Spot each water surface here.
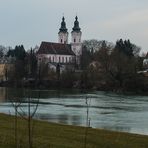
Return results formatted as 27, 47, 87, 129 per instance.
0, 87, 148, 135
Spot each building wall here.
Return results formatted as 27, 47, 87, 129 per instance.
71, 32, 82, 44
58, 32, 68, 44
0, 64, 5, 80
37, 54, 75, 64
0, 64, 14, 81
71, 31, 82, 65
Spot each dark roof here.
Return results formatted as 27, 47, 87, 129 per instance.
72, 16, 81, 32
59, 17, 68, 33
37, 42, 75, 56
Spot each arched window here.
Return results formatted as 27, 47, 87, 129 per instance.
69, 57, 71, 62
62, 57, 64, 63
59, 56, 61, 63
66, 57, 67, 63
74, 38, 76, 43
61, 39, 63, 43
52, 56, 54, 62
49, 56, 51, 62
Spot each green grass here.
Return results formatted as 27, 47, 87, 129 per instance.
0, 113, 148, 148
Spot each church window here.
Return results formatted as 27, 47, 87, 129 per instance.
49, 56, 51, 62
62, 57, 64, 63
66, 57, 67, 63
69, 57, 71, 62
59, 57, 61, 63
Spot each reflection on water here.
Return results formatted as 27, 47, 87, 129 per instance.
0, 87, 148, 135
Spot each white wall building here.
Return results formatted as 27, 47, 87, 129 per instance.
37, 16, 82, 71
71, 16, 82, 65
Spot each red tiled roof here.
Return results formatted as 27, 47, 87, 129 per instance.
37, 42, 75, 56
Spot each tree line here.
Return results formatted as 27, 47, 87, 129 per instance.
0, 45, 38, 86
80, 39, 147, 92
0, 39, 148, 93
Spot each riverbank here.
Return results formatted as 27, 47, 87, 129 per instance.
0, 113, 148, 148
0, 79, 148, 96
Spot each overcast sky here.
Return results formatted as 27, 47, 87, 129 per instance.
0, 0, 148, 52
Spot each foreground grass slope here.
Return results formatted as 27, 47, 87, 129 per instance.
0, 113, 148, 148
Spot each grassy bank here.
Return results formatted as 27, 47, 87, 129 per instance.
0, 113, 148, 148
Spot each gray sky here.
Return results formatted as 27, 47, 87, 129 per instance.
0, 0, 148, 52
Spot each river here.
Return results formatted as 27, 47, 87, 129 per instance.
0, 87, 148, 135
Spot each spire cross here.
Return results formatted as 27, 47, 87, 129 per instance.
62, 13, 65, 21
75, 16, 78, 21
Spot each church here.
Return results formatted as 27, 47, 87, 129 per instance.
37, 16, 82, 71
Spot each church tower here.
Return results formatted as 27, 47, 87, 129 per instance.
58, 17, 68, 44
71, 16, 82, 65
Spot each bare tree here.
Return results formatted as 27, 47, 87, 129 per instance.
11, 90, 40, 148
84, 96, 91, 148
12, 101, 21, 148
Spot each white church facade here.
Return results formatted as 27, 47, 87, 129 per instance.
37, 16, 82, 71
